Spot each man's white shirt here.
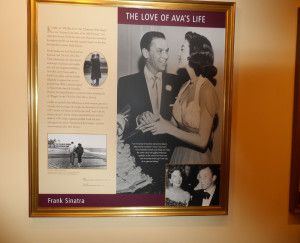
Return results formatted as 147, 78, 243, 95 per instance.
144, 66, 162, 114
68, 143, 76, 154
202, 185, 216, 206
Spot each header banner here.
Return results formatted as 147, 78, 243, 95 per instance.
118, 7, 226, 28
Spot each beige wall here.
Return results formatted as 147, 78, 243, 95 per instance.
1, 0, 300, 242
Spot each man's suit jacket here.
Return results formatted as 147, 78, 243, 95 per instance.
118, 71, 182, 134
117, 71, 183, 193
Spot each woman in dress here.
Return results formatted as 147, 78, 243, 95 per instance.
139, 32, 219, 164
165, 168, 190, 206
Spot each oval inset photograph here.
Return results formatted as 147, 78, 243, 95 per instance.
83, 52, 108, 86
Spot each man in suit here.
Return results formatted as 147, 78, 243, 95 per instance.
68, 142, 76, 167
190, 166, 219, 206
117, 31, 183, 194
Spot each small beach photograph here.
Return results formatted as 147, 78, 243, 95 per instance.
48, 133, 107, 169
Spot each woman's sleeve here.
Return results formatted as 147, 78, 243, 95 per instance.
196, 83, 219, 146
199, 83, 219, 118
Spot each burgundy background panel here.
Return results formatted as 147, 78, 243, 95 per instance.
118, 8, 225, 28
39, 194, 165, 207
38, 7, 225, 210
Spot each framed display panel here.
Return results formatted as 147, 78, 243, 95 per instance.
290, 8, 300, 215
28, 0, 235, 217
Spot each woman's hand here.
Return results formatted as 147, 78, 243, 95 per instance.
137, 115, 174, 135
136, 111, 159, 127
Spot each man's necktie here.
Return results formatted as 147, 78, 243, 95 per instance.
152, 76, 159, 114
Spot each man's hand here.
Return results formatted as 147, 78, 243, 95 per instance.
136, 111, 160, 127
137, 115, 173, 135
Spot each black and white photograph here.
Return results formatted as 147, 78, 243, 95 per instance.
83, 52, 108, 86
48, 133, 107, 169
117, 24, 225, 194
165, 164, 220, 207
29, 1, 234, 216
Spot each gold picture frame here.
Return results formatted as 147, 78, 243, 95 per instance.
28, 0, 235, 217
290, 8, 300, 215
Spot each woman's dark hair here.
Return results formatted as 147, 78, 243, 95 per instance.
166, 166, 183, 188
167, 166, 183, 179
185, 31, 217, 86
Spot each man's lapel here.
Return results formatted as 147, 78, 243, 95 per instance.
160, 73, 172, 119
138, 72, 153, 113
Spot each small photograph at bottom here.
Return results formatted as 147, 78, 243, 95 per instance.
165, 164, 220, 207
48, 133, 107, 169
